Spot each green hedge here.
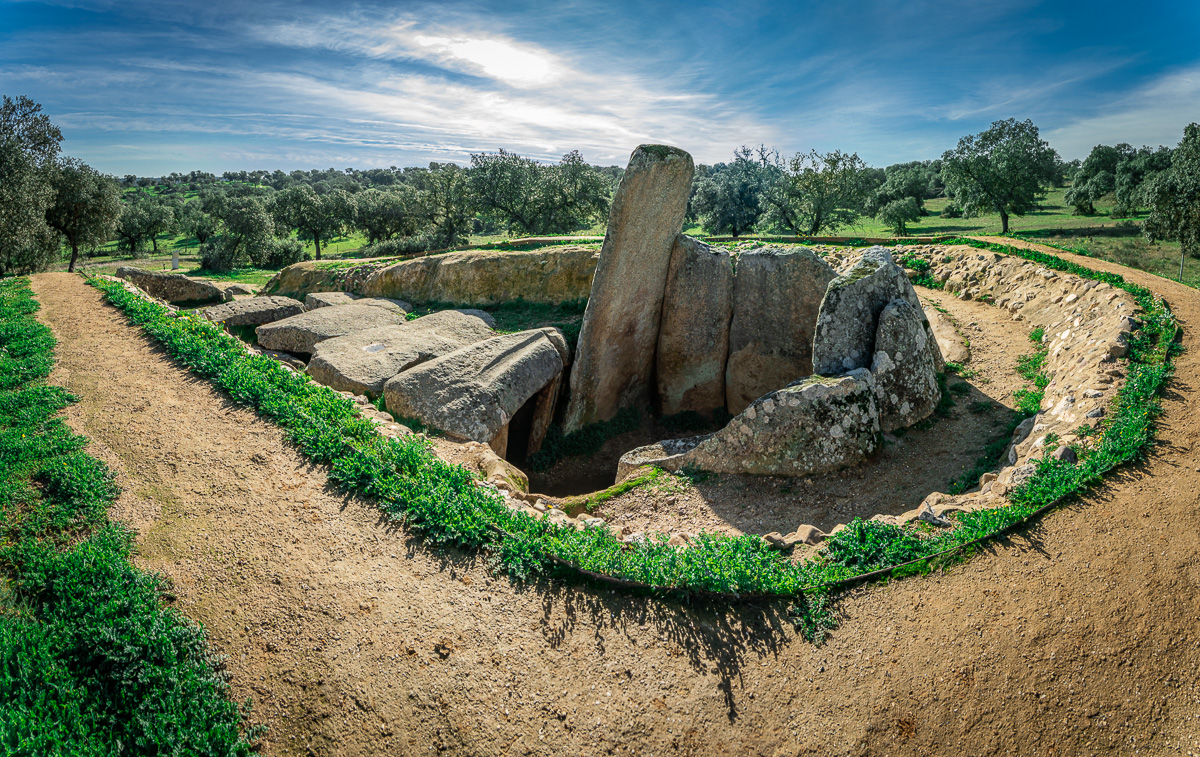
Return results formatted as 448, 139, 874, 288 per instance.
0, 278, 255, 755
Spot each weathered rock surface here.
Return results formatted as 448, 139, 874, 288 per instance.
255, 300, 407, 354
306, 310, 496, 397
358, 245, 600, 306
383, 329, 566, 445
870, 299, 941, 432
454, 308, 497, 328
656, 235, 733, 416
725, 247, 837, 414
924, 305, 970, 364
811, 247, 940, 375
202, 296, 306, 326
305, 291, 361, 309
222, 283, 258, 297
114, 267, 227, 303
621, 369, 880, 477
564, 145, 695, 431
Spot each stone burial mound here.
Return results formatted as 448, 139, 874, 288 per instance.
101, 142, 1144, 549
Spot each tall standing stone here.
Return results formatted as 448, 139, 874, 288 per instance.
871, 299, 941, 432
724, 247, 836, 414
656, 236, 733, 416
562, 145, 694, 432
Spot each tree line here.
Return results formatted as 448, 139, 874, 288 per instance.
3, 94, 1199, 276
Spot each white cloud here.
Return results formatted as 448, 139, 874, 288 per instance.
1045, 66, 1200, 158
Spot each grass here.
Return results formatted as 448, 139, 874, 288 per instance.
0, 278, 256, 753
87, 233, 1177, 640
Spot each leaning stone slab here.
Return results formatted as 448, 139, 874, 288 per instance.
383, 329, 566, 445
114, 266, 227, 303
563, 145, 695, 432
871, 299, 941, 432
725, 246, 836, 414
656, 235, 734, 416
305, 291, 361, 309
202, 296, 305, 326
255, 300, 406, 354
811, 247, 941, 375
305, 310, 495, 397
620, 369, 880, 477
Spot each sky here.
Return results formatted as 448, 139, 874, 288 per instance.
2, 0, 1199, 176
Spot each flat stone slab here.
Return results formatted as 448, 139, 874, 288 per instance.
114, 267, 227, 303
924, 306, 970, 364
656, 235, 733, 416
255, 300, 407, 354
305, 291, 361, 309
384, 329, 566, 443
725, 246, 836, 414
306, 310, 495, 397
621, 369, 879, 477
202, 296, 306, 326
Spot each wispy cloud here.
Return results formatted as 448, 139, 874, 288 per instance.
1045, 65, 1200, 157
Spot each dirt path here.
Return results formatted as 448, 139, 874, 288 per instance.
31, 263, 1200, 757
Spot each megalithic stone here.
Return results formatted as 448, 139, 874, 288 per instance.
724, 247, 836, 415
562, 145, 694, 432
656, 235, 733, 417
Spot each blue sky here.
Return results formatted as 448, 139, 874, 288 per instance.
2, 0, 1198, 175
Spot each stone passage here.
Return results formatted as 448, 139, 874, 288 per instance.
655, 235, 733, 417
724, 247, 837, 414
563, 144, 695, 432
202, 296, 305, 326
115, 267, 227, 303
384, 328, 568, 458
255, 300, 408, 354
305, 310, 496, 397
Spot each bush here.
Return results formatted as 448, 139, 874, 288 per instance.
940, 204, 963, 218
360, 232, 438, 258
200, 236, 309, 272
259, 237, 306, 269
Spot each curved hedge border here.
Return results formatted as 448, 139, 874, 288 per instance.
88, 238, 1176, 620
0, 278, 255, 754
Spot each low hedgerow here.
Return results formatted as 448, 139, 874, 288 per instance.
89, 233, 1177, 637
0, 278, 255, 754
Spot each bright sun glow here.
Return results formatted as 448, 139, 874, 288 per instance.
414, 35, 556, 86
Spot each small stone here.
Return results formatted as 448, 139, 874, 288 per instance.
916, 502, 952, 527
667, 532, 691, 547
792, 524, 826, 546
1086, 408, 1105, 419
1051, 445, 1077, 463
763, 532, 789, 549
978, 472, 998, 487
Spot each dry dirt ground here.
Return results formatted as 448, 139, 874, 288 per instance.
29, 251, 1200, 756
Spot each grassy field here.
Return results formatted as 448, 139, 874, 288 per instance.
53, 184, 1193, 289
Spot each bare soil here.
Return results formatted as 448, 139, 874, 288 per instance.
30, 254, 1200, 756
573, 288, 1029, 538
